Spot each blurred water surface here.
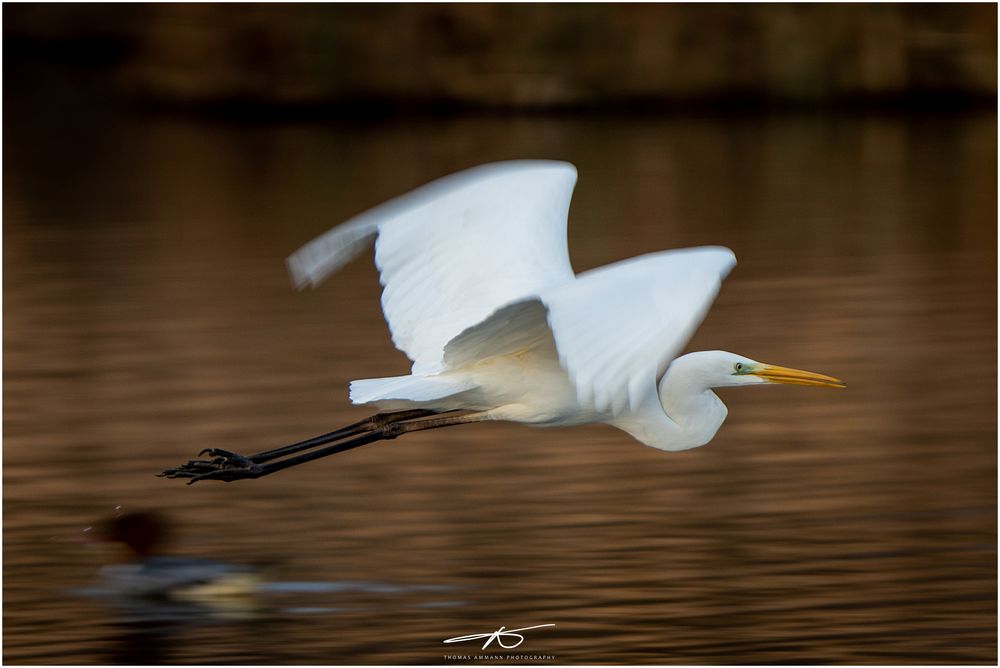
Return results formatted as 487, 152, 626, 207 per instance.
4, 107, 996, 664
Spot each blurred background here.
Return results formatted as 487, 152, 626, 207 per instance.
3, 4, 996, 664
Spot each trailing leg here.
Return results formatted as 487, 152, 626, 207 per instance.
207, 409, 441, 465
159, 410, 485, 484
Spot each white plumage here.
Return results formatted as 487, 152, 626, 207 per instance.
162, 160, 845, 483
286, 160, 842, 453
288, 161, 577, 374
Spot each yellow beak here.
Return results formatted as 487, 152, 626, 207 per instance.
753, 364, 846, 388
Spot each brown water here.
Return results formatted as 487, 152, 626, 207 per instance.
4, 108, 996, 664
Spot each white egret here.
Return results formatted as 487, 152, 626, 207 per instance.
162, 160, 843, 483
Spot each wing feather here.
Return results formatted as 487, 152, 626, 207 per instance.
288, 160, 735, 416
286, 161, 578, 373
439, 246, 737, 417
539, 247, 736, 414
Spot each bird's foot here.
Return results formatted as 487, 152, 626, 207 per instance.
159, 448, 263, 484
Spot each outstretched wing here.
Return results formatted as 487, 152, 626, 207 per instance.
287, 161, 578, 373
445, 247, 736, 416
541, 247, 736, 415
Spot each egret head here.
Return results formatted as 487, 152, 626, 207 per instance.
650, 351, 844, 452
666, 350, 846, 390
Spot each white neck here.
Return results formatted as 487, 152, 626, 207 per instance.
610, 353, 729, 452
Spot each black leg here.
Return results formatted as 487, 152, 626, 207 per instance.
158, 410, 482, 484
217, 409, 440, 465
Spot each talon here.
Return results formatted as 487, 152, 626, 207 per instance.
196, 448, 256, 466
199, 447, 237, 458
159, 467, 197, 479
161, 446, 263, 483
187, 465, 261, 484
198, 447, 239, 458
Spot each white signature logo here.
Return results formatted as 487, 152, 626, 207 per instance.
443, 624, 555, 650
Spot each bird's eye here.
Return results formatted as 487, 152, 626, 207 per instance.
734, 362, 744, 372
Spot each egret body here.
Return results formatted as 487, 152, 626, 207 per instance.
163, 161, 843, 483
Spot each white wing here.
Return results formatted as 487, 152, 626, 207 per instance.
540, 247, 736, 415
439, 246, 736, 416
287, 161, 578, 373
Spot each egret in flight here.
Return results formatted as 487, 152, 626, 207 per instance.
162, 161, 843, 483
